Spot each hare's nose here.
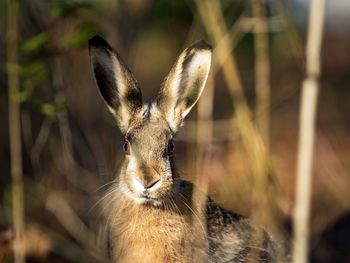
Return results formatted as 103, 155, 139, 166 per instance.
144, 178, 161, 189
132, 176, 161, 193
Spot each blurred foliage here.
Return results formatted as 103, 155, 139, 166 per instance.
4, 0, 104, 121
20, 32, 49, 54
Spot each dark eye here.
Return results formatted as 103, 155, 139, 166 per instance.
123, 141, 130, 154
167, 140, 175, 155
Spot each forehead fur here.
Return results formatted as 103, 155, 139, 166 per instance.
128, 103, 173, 141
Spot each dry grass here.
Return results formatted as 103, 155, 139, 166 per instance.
6, 0, 25, 262
292, 0, 326, 262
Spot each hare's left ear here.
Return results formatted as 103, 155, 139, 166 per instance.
156, 40, 212, 132
89, 35, 143, 133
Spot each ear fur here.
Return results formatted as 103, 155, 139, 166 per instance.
156, 40, 212, 131
89, 35, 143, 132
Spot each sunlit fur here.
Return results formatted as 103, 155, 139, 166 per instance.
118, 105, 179, 207
89, 36, 290, 263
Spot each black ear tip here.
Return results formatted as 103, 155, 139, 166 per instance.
89, 35, 112, 50
191, 40, 212, 51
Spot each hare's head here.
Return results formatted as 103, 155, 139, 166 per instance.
89, 36, 212, 206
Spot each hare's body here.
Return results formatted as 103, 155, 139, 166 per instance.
109, 180, 278, 263
89, 36, 288, 262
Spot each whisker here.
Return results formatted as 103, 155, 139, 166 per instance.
87, 185, 119, 216
178, 193, 206, 237
93, 180, 118, 193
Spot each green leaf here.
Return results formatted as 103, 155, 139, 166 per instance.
21, 32, 49, 54
49, 1, 93, 18
20, 60, 47, 79
40, 103, 56, 117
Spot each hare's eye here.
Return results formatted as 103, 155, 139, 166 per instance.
123, 141, 130, 154
167, 140, 175, 155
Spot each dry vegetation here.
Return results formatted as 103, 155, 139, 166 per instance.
1, 0, 350, 262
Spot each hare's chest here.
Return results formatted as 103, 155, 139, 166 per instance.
111, 210, 191, 262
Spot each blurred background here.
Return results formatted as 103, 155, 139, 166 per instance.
1, 0, 350, 262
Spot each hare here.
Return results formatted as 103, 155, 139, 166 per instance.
89, 35, 288, 263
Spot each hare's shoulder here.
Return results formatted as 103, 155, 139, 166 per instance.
206, 198, 247, 227
178, 180, 287, 262
205, 198, 277, 262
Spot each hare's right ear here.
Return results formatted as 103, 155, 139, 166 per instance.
156, 40, 212, 132
89, 35, 143, 133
